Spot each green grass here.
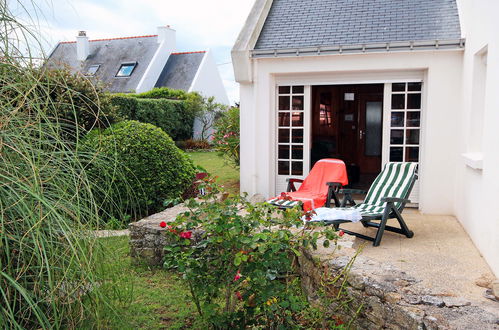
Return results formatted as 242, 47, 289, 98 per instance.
96, 236, 205, 329
187, 151, 239, 195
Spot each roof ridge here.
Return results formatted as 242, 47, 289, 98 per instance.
170, 51, 206, 55
59, 34, 158, 44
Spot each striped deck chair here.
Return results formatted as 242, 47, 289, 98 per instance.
324, 162, 418, 246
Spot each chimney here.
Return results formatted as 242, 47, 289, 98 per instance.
157, 25, 176, 50
76, 31, 89, 61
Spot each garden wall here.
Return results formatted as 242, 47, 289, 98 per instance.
129, 206, 499, 329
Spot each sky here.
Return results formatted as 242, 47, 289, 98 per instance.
11, 0, 255, 104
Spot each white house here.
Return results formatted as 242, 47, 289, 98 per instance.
46, 26, 229, 138
232, 0, 499, 276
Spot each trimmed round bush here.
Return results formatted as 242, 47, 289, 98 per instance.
82, 120, 196, 221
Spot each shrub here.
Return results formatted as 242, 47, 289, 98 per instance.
82, 120, 196, 221
213, 107, 240, 167
163, 180, 346, 328
110, 95, 200, 141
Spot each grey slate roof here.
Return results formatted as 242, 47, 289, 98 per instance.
254, 0, 462, 50
155, 52, 205, 91
46, 35, 160, 93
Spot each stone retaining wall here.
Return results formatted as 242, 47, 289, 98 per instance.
298, 245, 499, 329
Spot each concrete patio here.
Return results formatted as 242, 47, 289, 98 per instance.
340, 208, 498, 315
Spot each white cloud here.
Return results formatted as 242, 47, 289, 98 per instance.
14, 0, 255, 103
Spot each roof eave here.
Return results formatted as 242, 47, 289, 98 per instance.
251, 38, 465, 58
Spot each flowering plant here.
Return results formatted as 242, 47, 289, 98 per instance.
162, 177, 344, 328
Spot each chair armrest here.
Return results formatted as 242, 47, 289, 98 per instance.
381, 197, 410, 204
286, 178, 303, 192
286, 178, 304, 184
340, 189, 367, 195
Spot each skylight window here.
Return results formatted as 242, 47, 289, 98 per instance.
85, 64, 100, 76
116, 62, 137, 77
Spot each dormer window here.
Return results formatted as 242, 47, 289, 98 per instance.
116, 62, 137, 77
85, 64, 100, 76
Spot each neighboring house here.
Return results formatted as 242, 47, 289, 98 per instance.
232, 0, 498, 276
46, 26, 229, 138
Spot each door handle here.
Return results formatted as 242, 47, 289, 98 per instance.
359, 129, 364, 140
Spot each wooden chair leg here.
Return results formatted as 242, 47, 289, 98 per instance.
373, 204, 392, 246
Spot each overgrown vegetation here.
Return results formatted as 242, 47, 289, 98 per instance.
82, 120, 196, 222
163, 179, 347, 328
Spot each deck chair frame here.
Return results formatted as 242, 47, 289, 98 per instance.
324, 164, 418, 246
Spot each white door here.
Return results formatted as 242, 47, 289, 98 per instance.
383, 82, 422, 204
275, 85, 311, 194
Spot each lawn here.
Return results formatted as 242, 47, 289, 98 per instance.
187, 151, 239, 195
95, 236, 205, 329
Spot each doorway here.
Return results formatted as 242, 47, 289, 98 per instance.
311, 84, 384, 189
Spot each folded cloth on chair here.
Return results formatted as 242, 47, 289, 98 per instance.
305, 207, 362, 223
270, 159, 349, 211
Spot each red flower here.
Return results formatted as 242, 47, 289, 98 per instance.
159, 221, 167, 228
280, 192, 287, 198
180, 231, 192, 239
235, 291, 243, 301
234, 270, 242, 282
338, 230, 345, 237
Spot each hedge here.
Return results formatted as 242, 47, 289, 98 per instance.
110, 96, 196, 141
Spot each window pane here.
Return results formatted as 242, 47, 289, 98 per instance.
405, 147, 419, 162
278, 96, 290, 110
278, 145, 290, 159
292, 86, 304, 94
278, 129, 289, 143
406, 112, 420, 127
406, 129, 420, 144
392, 83, 406, 92
278, 161, 289, 175
116, 64, 136, 77
407, 93, 421, 109
292, 129, 303, 143
291, 145, 303, 159
278, 112, 290, 126
292, 96, 304, 110
408, 82, 422, 91
390, 147, 403, 162
291, 112, 303, 126
86, 64, 100, 76
291, 161, 303, 175
278, 86, 291, 94
391, 112, 404, 127
390, 129, 404, 145
365, 101, 382, 157
391, 94, 405, 109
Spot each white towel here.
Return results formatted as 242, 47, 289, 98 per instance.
305, 207, 362, 223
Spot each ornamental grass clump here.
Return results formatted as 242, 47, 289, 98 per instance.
0, 2, 132, 327
163, 178, 346, 328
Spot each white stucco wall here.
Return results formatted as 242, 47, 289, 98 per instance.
239, 50, 464, 215
455, 0, 499, 276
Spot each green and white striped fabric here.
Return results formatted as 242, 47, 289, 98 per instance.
349, 162, 418, 217
267, 198, 301, 208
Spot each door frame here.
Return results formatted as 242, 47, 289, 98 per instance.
272, 71, 424, 202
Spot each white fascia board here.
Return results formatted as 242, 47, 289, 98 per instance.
231, 0, 274, 83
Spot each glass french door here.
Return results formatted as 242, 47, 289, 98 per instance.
384, 82, 422, 203
275, 85, 311, 194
